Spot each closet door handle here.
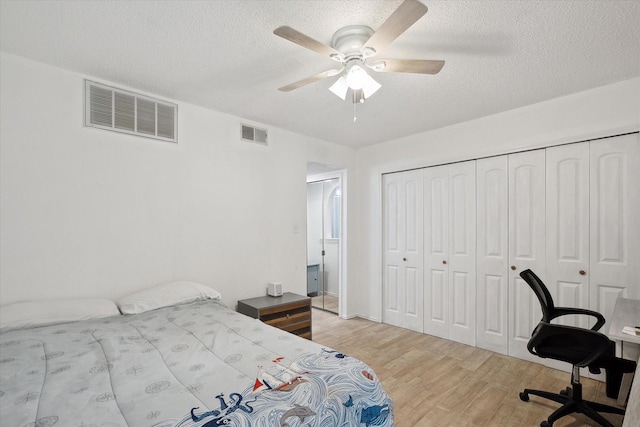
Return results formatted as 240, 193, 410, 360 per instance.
579, 270, 586, 276
403, 257, 407, 261
511, 265, 516, 271
442, 260, 447, 265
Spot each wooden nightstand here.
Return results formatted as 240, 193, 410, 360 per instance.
237, 292, 312, 340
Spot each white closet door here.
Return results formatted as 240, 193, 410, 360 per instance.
545, 143, 591, 373
382, 170, 424, 332
476, 156, 509, 354
448, 161, 477, 346
423, 165, 449, 339
546, 143, 591, 329
589, 134, 640, 328
424, 161, 476, 345
508, 150, 546, 362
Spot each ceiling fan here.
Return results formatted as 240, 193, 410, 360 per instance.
274, 0, 444, 103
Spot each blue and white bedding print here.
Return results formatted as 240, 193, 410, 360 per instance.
0, 299, 393, 427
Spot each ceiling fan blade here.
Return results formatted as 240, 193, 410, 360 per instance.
362, 0, 428, 56
274, 26, 344, 59
278, 68, 343, 92
373, 59, 445, 74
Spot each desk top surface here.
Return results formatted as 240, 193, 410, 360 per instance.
608, 297, 640, 344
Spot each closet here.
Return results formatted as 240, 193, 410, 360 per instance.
382, 133, 639, 359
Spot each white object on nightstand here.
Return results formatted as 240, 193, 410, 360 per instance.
267, 282, 283, 297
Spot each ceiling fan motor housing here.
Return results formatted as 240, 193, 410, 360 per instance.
331, 25, 374, 60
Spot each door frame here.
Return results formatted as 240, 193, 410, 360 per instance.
306, 170, 347, 318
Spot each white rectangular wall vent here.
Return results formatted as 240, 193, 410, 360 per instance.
85, 80, 177, 143
241, 124, 268, 145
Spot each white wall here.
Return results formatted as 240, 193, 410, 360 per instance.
2, 52, 637, 322
353, 77, 640, 320
0, 52, 355, 310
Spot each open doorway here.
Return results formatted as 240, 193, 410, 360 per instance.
306, 163, 346, 316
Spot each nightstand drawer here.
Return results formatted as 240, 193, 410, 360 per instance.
276, 318, 311, 334
259, 299, 309, 316
263, 308, 310, 328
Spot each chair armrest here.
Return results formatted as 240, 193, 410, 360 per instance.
550, 307, 606, 331
528, 322, 612, 367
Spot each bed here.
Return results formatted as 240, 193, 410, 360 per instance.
0, 283, 394, 427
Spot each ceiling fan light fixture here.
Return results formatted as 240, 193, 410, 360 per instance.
346, 64, 368, 90
330, 63, 381, 101
361, 73, 381, 99
328, 75, 349, 100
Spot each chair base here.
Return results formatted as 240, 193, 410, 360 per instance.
520, 382, 625, 427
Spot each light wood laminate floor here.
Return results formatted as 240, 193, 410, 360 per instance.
311, 294, 338, 313
312, 309, 626, 426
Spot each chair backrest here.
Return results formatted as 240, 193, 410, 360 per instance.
519, 269, 555, 322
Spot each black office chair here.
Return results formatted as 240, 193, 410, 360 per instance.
518, 269, 636, 427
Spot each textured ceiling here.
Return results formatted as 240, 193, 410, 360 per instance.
1, 0, 639, 148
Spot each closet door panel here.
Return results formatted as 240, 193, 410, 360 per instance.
382, 176, 403, 327
386, 265, 400, 312
452, 271, 470, 324
508, 150, 545, 362
448, 160, 477, 346
402, 176, 424, 332
476, 156, 509, 354
513, 281, 540, 342
405, 265, 419, 316
546, 143, 590, 329
428, 270, 446, 326
424, 165, 449, 339
382, 170, 424, 332
589, 134, 640, 328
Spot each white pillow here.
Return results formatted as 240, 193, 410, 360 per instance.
117, 281, 221, 314
0, 298, 120, 333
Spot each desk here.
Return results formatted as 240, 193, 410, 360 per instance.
608, 298, 640, 346
608, 298, 640, 425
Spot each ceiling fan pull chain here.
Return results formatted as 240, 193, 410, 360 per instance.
353, 91, 357, 122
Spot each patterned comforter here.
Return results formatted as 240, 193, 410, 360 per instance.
0, 299, 393, 426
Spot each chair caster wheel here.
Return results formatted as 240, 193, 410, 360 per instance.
559, 389, 567, 396
540, 421, 551, 427
519, 392, 529, 402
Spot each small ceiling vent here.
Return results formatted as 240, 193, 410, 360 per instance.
241, 124, 268, 145
85, 80, 177, 143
